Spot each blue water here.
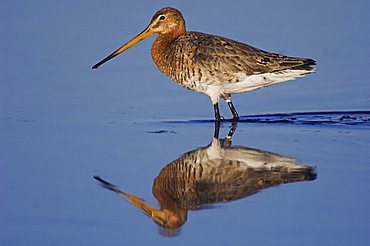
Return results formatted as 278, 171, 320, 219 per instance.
1, 1, 370, 245
163, 111, 370, 127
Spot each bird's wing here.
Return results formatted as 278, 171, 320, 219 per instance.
178, 32, 314, 80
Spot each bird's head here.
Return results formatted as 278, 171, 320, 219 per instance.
149, 7, 186, 35
92, 7, 185, 69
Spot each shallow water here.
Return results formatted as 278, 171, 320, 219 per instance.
163, 111, 370, 127
1, 1, 370, 245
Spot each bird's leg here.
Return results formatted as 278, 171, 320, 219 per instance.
227, 120, 238, 139
213, 102, 221, 122
221, 120, 238, 147
214, 120, 220, 139
227, 100, 239, 121
223, 95, 239, 121
213, 102, 221, 139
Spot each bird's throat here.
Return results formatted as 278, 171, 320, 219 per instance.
151, 32, 181, 78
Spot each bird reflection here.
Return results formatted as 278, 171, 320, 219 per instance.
94, 123, 316, 237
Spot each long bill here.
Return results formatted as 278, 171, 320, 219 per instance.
92, 25, 156, 69
93, 176, 157, 216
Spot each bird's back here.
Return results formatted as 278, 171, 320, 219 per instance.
152, 143, 316, 210
157, 31, 315, 95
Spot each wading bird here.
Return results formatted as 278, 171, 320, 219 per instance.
94, 124, 316, 236
92, 7, 316, 121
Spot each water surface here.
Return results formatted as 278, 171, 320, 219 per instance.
1, 1, 370, 245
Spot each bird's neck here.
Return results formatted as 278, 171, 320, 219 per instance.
151, 31, 183, 77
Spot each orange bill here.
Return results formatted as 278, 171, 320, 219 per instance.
92, 25, 156, 69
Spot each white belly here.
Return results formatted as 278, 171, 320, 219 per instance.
182, 68, 314, 104
222, 69, 315, 94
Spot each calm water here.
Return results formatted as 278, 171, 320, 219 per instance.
1, 1, 370, 245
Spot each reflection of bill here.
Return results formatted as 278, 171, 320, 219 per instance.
94, 124, 316, 237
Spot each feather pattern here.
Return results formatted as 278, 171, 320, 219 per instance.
93, 7, 316, 119
151, 31, 315, 101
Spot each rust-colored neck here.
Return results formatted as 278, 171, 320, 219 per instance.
151, 28, 185, 77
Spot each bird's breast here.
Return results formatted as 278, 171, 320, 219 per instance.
151, 35, 210, 93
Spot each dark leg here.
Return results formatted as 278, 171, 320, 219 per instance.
214, 102, 221, 122
220, 121, 238, 147
222, 94, 239, 120
213, 102, 221, 139
214, 120, 220, 139
227, 120, 238, 139
227, 100, 239, 120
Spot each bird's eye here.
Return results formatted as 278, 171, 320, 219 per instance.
159, 15, 166, 20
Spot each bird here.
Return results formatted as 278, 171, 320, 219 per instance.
92, 7, 316, 121
94, 124, 316, 237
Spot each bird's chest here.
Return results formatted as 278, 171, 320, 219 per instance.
151, 38, 207, 93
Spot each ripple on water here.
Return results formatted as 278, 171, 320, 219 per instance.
160, 111, 370, 128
